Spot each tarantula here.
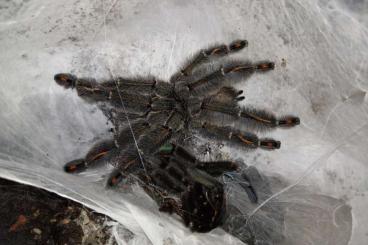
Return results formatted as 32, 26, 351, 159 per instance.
55, 39, 299, 232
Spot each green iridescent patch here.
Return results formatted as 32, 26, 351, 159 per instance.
159, 143, 174, 154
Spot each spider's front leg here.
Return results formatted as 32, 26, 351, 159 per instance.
171, 39, 248, 82
158, 143, 239, 176
167, 144, 259, 204
174, 61, 275, 101
186, 61, 275, 97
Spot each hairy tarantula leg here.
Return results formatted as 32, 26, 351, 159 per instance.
54, 74, 164, 113
196, 161, 239, 177
155, 145, 228, 231
201, 101, 300, 130
187, 61, 274, 93
64, 140, 117, 174
151, 169, 186, 193
158, 144, 237, 180
55, 73, 122, 104
55, 73, 174, 98
240, 109, 300, 128
158, 143, 196, 163
115, 120, 151, 148
54, 73, 108, 98
85, 140, 117, 164
55, 73, 155, 91
107, 154, 143, 187
107, 169, 126, 187
182, 40, 248, 76
171, 40, 248, 82
107, 125, 173, 188
224, 61, 275, 73
201, 122, 281, 150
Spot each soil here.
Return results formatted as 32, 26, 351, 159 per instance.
0, 178, 117, 245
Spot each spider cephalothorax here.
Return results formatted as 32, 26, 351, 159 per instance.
55, 39, 299, 232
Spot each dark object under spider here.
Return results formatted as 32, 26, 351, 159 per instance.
54, 39, 300, 232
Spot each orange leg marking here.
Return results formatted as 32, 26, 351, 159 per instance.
246, 113, 272, 124
91, 150, 109, 161
228, 65, 253, 73
233, 43, 242, 48
9, 215, 27, 232
111, 177, 118, 185
123, 159, 138, 170
237, 135, 255, 145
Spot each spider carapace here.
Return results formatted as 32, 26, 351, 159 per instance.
55, 39, 299, 232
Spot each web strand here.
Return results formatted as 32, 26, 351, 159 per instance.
246, 122, 368, 220
109, 70, 148, 176
101, 0, 147, 176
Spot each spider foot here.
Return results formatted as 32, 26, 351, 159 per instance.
64, 158, 86, 173
107, 169, 125, 187
54, 73, 77, 89
259, 139, 281, 150
229, 40, 248, 52
277, 116, 300, 127
256, 61, 275, 71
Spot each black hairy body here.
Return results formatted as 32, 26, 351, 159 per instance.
54, 40, 300, 232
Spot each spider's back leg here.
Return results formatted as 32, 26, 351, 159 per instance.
145, 144, 229, 232
64, 139, 117, 173
107, 124, 173, 187
182, 169, 225, 232
158, 144, 239, 177
64, 120, 150, 174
